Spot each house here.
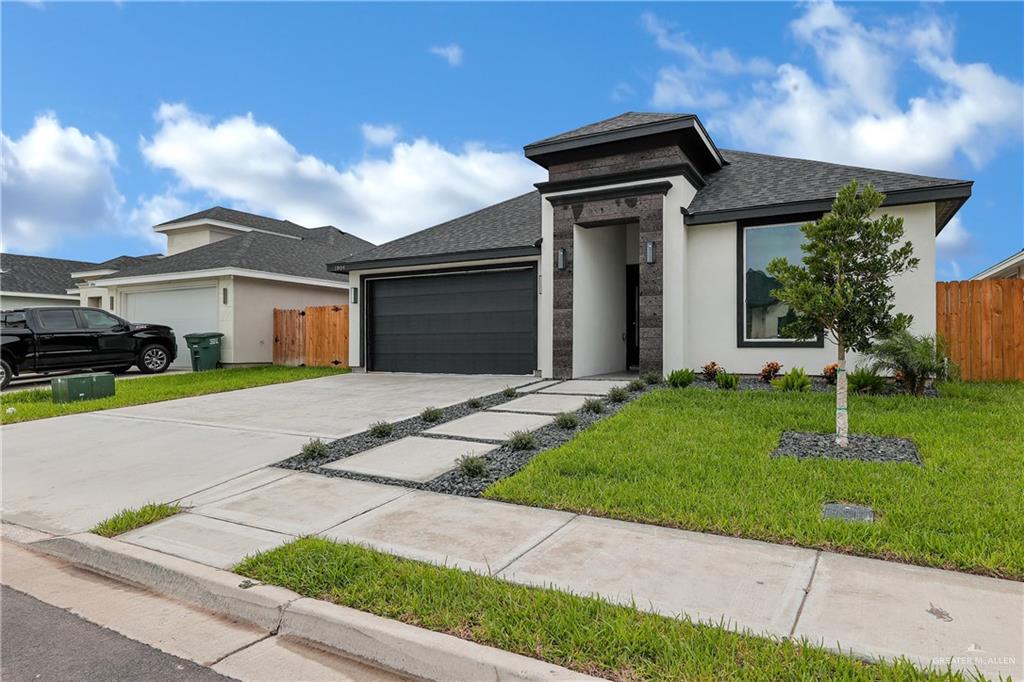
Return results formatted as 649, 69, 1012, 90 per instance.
973, 249, 1024, 280
330, 112, 972, 378
80, 208, 374, 368
1, 253, 158, 309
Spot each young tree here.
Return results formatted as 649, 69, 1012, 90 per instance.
766, 181, 918, 446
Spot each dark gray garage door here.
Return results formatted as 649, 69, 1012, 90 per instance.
366, 266, 536, 374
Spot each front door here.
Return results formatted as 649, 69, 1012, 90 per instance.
626, 264, 639, 370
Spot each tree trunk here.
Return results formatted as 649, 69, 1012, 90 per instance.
836, 337, 849, 448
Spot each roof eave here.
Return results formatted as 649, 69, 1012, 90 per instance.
972, 249, 1024, 280
329, 245, 541, 274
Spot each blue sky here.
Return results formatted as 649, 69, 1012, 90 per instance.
3, 1, 1022, 280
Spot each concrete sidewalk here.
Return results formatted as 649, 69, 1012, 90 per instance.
111, 473, 1023, 679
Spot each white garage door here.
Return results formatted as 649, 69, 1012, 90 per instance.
123, 286, 218, 368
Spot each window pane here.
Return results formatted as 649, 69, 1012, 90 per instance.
37, 309, 79, 331
744, 224, 804, 340
80, 309, 120, 330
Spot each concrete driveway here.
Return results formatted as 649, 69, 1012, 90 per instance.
1, 373, 533, 534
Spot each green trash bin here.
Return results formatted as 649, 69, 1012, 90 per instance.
183, 332, 224, 371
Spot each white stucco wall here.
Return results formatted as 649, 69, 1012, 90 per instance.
683, 202, 937, 375
346, 256, 541, 369
230, 277, 347, 364
166, 227, 237, 256
572, 224, 627, 377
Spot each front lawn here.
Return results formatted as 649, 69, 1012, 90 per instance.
236, 537, 947, 681
0, 365, 349, 424
485, 382, 1024, 579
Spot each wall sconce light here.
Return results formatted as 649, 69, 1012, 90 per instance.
645, 241, 656, 265
351, 287, 359, 304
557, 248, 567, 270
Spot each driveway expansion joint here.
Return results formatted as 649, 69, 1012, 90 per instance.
788, 550, 821, 640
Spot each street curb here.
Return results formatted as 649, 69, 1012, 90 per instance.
29, 533, 600, 682
280, 597, 599, 682
31, 533, 297, 632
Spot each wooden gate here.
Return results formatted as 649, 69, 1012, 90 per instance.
273, 305, 349, 367
936, 280, 1024, 381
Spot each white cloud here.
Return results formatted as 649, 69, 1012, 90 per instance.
140, 103, 543, 243
642, 13, 772, 77
429, 44, 463, 67
127, 192, 190, 250
1, 113, 125, 253
936, 215, 973, 262
361, 123, 400, 147
651, 66, 729, 109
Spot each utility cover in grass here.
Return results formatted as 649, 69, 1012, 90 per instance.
772, 432, 921, 465
822, 502, 875, 523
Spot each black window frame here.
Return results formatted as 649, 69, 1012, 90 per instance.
35, 308, 82, 332
736, 213, 825, 349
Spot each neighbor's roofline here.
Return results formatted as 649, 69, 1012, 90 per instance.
0, 291, 80, 301
524, 114, 725, 167
91, 267, 348, 288
152, 219, 303, 240
683, 182, 973, 232
973, 248, 1024, 280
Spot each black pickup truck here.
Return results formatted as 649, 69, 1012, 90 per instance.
1, 307, 177, 389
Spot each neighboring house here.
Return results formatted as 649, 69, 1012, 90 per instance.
82, 208, 374, 367
331, 112, 972, 378
1, 253, 98, 308
973, 249, 1024, 280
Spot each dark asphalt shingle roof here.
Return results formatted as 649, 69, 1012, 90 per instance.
94, 254, 163, 271
1, 253, 99, 295
333, 192, 541, 269
688, 149, 969, 217
303, 226, 376, 256
100, 230, 368, 282
157, 206, 310, 239
527, 112, 694, 147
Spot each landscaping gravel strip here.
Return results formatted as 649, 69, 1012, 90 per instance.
772, 431, 922, 465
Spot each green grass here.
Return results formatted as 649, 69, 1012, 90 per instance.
1, 366, 349, 424
236, 537, 959, 682
92, 502, 182, 537
486, 382, 1024, 580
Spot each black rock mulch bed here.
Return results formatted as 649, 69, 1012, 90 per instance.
692, 375, 834, 392
772, 431, 922, 465
277, 379, 657, 497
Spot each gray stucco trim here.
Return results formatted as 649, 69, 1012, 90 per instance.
547, 181, 673, 207
684, 182, 973, 230
329, 245, 541, 273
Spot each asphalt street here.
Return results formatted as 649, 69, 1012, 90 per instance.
1, 585, 234, 682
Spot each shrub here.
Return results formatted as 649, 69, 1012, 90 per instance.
554, 412, 579, 429
666, 368, 695, 388
607, 386, 629, 403
502, 386, 518, 398
715, 372, 739, 390
848, 366, 887, 395
301, 438, 329, 459
700, 362, 723, 381
822, 363, 839, 385
466, 397, 483, 409
420, 406, 443, 423
507, 430, 537, 450
582, 397, 605, 414
456, 455, 487, 477
866, 331, 957, 395
771, 367, 812, 392
642, 372, 663, 385
368, 420, 393, 438
759, 361, 783, 384
627, 378, 647, 393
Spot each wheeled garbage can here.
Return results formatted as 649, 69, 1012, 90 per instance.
183, 332, 224, 371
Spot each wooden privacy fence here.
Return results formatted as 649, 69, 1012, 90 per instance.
936, 279, 1024, 381
273, 305, 349, 367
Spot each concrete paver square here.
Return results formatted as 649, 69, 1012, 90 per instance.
516, 380, 562, 393
322, 437, 496, 483
794, 552, 1024, 679
495, 393, 587, 415
213, 635, 406, 681
424, 412, 552, 441
1, 540, 265, 666
321, 491, 574, 574
174, 469, 295, 508
498, 515, 817, 638
194, 473, 408, 535
119, 513, 292, 569
538, 379, 628, 396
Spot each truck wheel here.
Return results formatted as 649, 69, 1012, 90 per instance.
138, 345, 171, 374
1, 359, 11, 390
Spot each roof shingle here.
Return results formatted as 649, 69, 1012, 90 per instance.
157, 206, 310, 239
527, 112, 694, 147
1, 253, 99, 296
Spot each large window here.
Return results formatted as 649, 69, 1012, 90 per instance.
738, 221, 822, 347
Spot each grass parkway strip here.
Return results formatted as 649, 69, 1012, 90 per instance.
485, 382, 1024, 580
0, 366, 349, 424
235, 537, 967, 682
